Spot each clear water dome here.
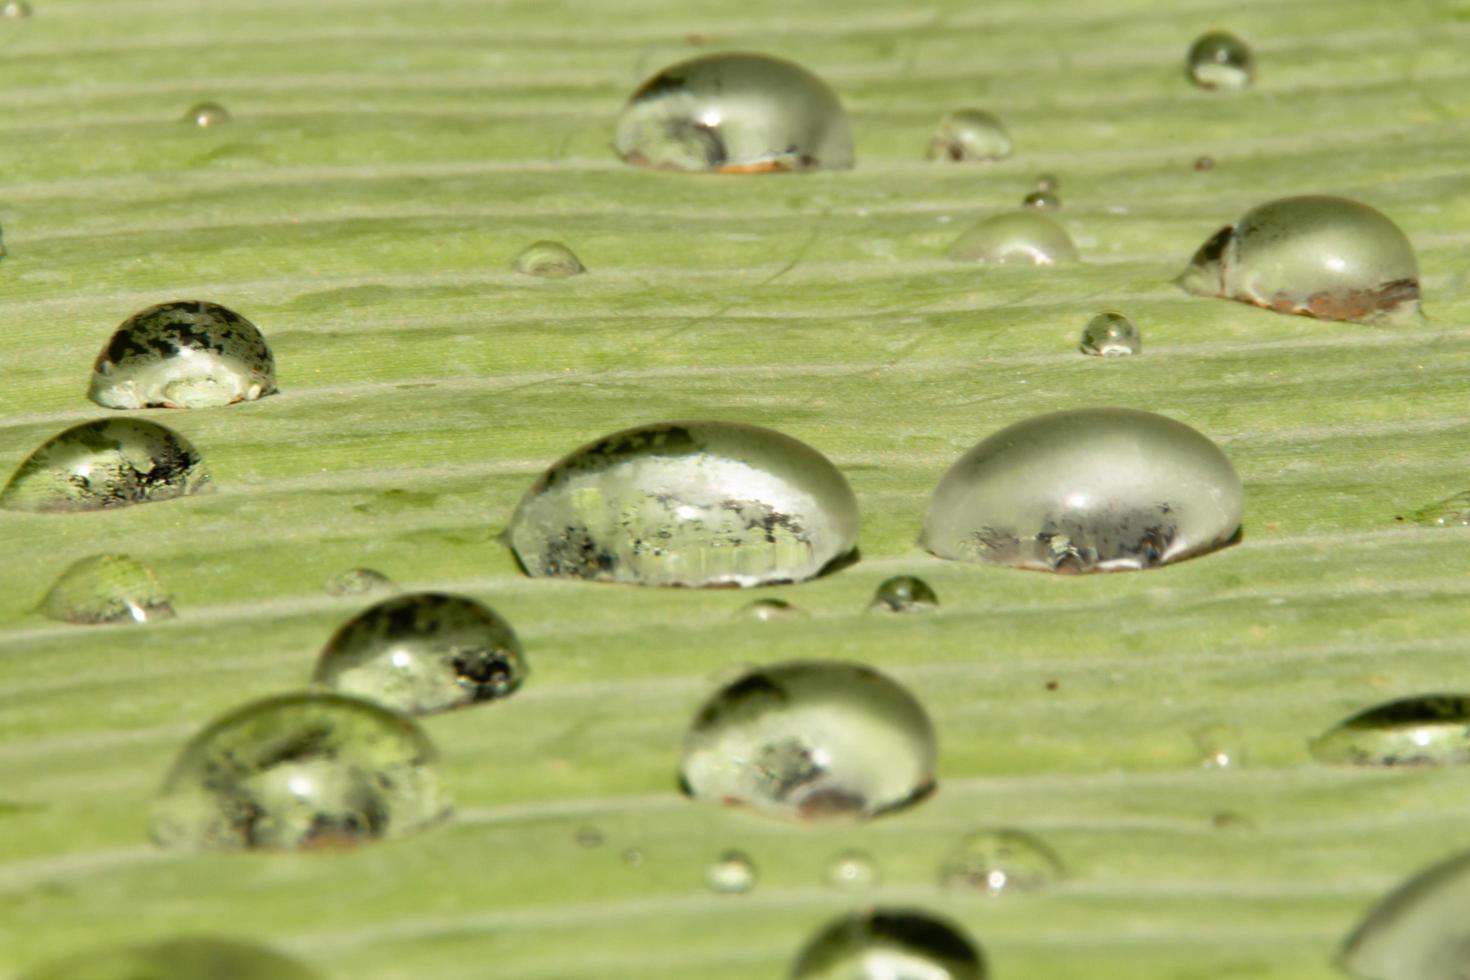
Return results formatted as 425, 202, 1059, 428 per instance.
20, 937, 323, 980
926, 109, 1012, 163
1341, 850, 1470, 980
40, 554, 174, 625
790, 908, 988, 979
947, 211, 1079, 265
1310, 695, 1470, 766
0, 418, 211, 512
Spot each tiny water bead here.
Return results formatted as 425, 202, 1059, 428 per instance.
826, 850, 880, 888
706, 850, 757, 893
574, 825, 605, 847
182, 101, 231, 128
89, 300, 275, 410
151, 692, 449, 851
1340, 850, 1470, 980
926, 109, 1012, 163
0, 418, 210, 513
312, 592, 527, 716
21, 937, 324, 980
679, 660, 936, 822
791, 908, 988, 980
868, 575, 938, 613
1079, 312, 1141, 357
1193, 722, 1246, 768
40, 554, 174, 625
922, 408, 1242, 573
947, 212, 1079, 265
615, 52, 853, 173
1186, 31, 1255, 90
512, 240, 585, 279
324, 567, 397, 597
736, 598, 806, 621
939, 829, 1065, 894
506, 421, 859, 588
1177, 195, 1420, 323
1, 0, 31, 18
1034, 174, 1059, 192
1021, 190, 1059, 211
1310, 695, 1470, 766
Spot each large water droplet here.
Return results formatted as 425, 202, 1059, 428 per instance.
0, 419, 211, 513
1079, 312, 1141, 357
151, 692, 449, 851
324, 567, 397, 597
20, 937, 324, 980
182, 101, 231, 128
735, 598, 806, 621
89, 301, 275, 410
1310, 695, 1470, 766
312, 592, 527, 715
1407, 492, 1470, 528
939, 829, 1066, 894
926, 109, 1012, 163
947, 212, 1079, 265
1186, 31, 1255, 90
791, 908, 988, 980
40, 554, 174, 625
679, 660, 936, 822
512, 240, 585, 279
707, 850, 757, 893
1340, 849, 1470, 980
922, 408, 1242, 573
868, 575, 938, 613
1177, 195, 1420, 323
614, 53, 853, 173
506, 421, 859, 588
826, 849, 880, 888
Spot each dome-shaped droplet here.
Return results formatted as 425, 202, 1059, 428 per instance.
19, 937, 324, 980
1034, 173, 1059, 192
40, 554, 174, 625
1186, 31, 1255, 90
0, 418, 211, 513
679, 660, 936, 822
1310, 695, 1470, 766
325, 567, 397, 597
735, 598, 806, 621
939, 829, 1066, 894
151, 692, 449, 851
926, 109, 1012, 163
947, 212, 1079, 265
868, 575, 938, 613
1079, 312, 1141, 357
1177, 195, 1420, 323
1341, 849, 1470, 980
507, 421, 859, 588
1022, 190, 1060, 211
182, 101, 231, 128
512, 240, 585, 279
707, 850, 757, 893
89, 301, 275, 410
826, 850, 880, 888
614, 53, 853, 173
1193, 721, 1246, 768
1409, 493, 1470, 527
1, 0, 31, 18
791, 908, 988, 980
312, 592, 528, 715
922, 408, 1241, 573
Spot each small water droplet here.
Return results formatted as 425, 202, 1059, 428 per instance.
1310, 695, 1470, 766
615, 53, 853, 173
622, 846, 646, 867
0, 418, 211, 513
1178, 195, 1420, 323
791, 908, 988, 980
512, 240, 585, 279
574, 825, 604, 847
1340, 849, 1470, 980
1409, 492, 1470, 527
324, 567, 396, 597
680, 660, 937, 822
312, 592, 527, 716
1194, 155, 1215, 171
926, 109, 1012, 163
706, 850, 757, 893
947, 212, 1079, 265
506, 422, 859, 588
1021, 190, 1060, 211
1033, 173, 1059, 192
40, 554, 174, 625
826, 850, 880, 888
1211, 810, 1255, 831
1193, 722, 1246, 768
922, 408, 1242, 573
19, 937, 324, 980
939, 829, 1065, 895
89, 301, 275, 410
735, 598, 806, 621
1, 0, 31, 18
182, 101, 231, 128
868, 575, 938, 613
150, 692, 450, 851
1079, 312, 1141, 357
1187, 31, 1255, 90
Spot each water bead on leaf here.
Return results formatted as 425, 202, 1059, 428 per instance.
868, 575, 938, 613
0, 418, 210, 512
1079, 312, 1141, 356
19, 937, 324, 980
1021, 190, 1060, 211
926, 109, 1012, 163
706, 850, 757, 893
939, 829, 1066, 895
182, 101, 231, 128
1186, 31, 1255, 90
947, 212, 1079, 265
790, 908, 988, 980
40, 554, 174, 625
1310, 695, 1470, 766
734, 598, 807, 621
825, 850, 880, 888
1340, 850, 1470, 980
324, 567, 397, 597
512, 240, 585, 279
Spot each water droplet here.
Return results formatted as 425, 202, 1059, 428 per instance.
1178, 195, 1420, 323
1409, 492, 1470, 527
1193, 722, 1246, 768
826, 850, 880, 888
735, 598, 806, 622
922, 408, 1242, 573
324, 567, 397, 597
506, 421, 859, 588
925, 109, 1012, 163
868, 575, 938, 613
512, 240, 585, 279
1033, 173, 1059, 192
574, 825, 604, 847
20, 937, 324, 980
150, 692, 450, 851
791, 908, 988, 980
0, 418, 211, 513
615, 53, 853, 173
182, 101, 231, 128
679, 660, 937, 822
706, 850, 757, 893
1186, 31, 1255, 90
312, 592, 527, 716
1079, 312, 1141, 357
1340, 849, 1470, 980
1, 0, 31, 18
1194, 155, 1215, 171
1022, 190, 1060, 211
89, 301, 275, 410
1211, 810, 1255, 831
1310, 695, 1470, 766
40, 554, 174, 625
939, 829, 1065, 895
947, 212, 1079, 265
622, 846, 646, 867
